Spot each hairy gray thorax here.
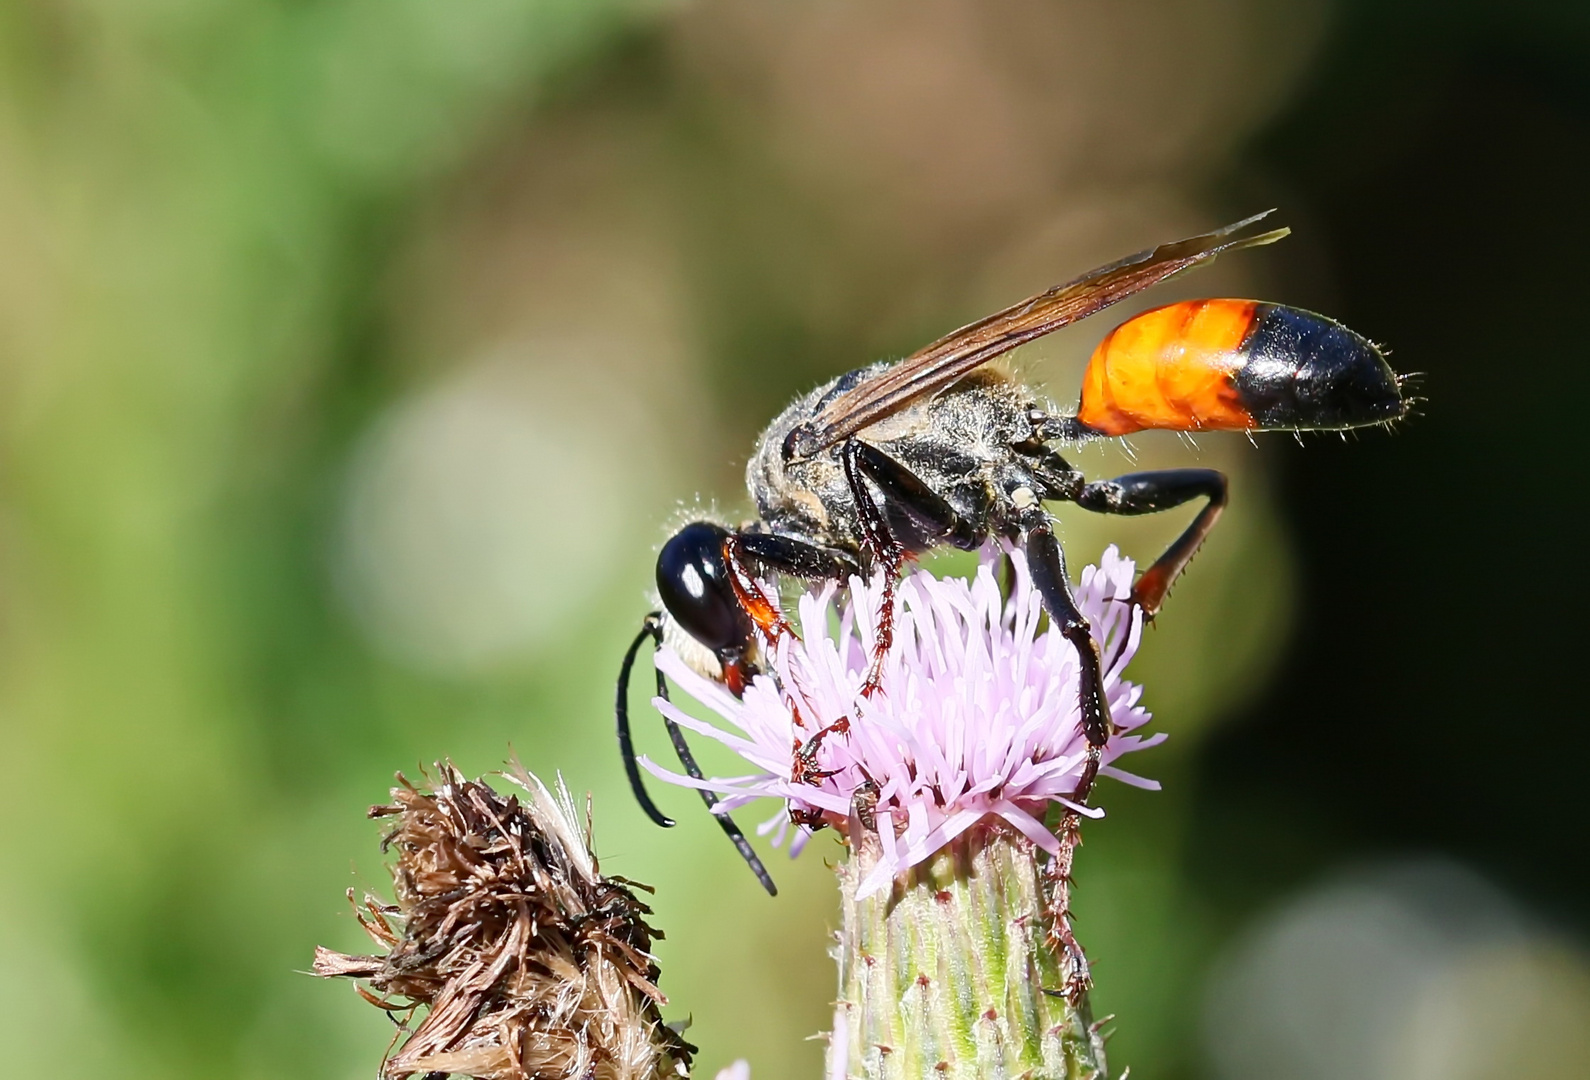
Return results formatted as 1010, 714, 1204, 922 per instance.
745, 366, 1041, 556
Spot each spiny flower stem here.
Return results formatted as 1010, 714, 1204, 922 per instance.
833, 822, 1108, 1080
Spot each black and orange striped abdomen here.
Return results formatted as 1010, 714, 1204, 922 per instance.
1076, 300, 1404, 436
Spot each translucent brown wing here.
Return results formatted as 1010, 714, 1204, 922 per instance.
782, 211, 1290, 460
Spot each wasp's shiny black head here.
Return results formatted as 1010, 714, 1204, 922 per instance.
656, 521, 756, 674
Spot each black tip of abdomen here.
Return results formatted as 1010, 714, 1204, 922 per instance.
1233, 304, 1405, 431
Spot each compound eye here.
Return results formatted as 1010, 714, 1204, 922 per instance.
656, 522, 753, 656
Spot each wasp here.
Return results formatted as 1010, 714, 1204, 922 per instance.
616, 212, 1406, 894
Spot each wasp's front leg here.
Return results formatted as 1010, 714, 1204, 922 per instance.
721, 530, 856, 648
841, 439, 977, 695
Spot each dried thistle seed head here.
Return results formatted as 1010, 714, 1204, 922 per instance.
313, 761, 692, 1080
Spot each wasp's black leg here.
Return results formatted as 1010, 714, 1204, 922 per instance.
616, 613, 778, 895
1022, 515, 1113, 751
1074, 468, 1228, 618
735, 531, 860, 582
617, 614, 674, 828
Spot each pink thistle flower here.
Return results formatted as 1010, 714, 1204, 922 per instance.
641, 544, 1163, 898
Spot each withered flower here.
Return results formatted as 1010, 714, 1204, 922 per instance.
314, 762, 692, 1080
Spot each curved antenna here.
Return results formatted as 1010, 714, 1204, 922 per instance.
617, 614, 675, 827
616, 614, 779, 896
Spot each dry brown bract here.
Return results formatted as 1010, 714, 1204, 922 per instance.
313, 761, 693, 1080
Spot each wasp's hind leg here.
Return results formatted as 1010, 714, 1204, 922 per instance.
615, 613, 778, 896
841, 439, 977, 694
1074, 468, 1228, 618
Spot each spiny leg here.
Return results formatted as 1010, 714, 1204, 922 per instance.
1043, 809, 1093, 1002
615, 613, 778, 895
1075, 467, 1228, 625
841, 439, 978, 695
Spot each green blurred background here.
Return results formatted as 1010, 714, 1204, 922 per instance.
3, 2, 1588, 1078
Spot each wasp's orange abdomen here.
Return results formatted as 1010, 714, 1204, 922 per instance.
1077, 299, 1257, 436
1076, 300, 1404, 436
